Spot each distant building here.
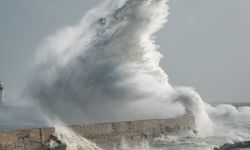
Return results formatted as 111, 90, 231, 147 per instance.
0, 81, 4, 104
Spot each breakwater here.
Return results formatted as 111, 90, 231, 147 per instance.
0, 116, 195, 149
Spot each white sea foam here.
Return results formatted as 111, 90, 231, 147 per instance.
51, 125, 102, 150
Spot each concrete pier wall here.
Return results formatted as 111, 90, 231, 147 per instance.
0, 116, 195, 150
0, 128, 54, 150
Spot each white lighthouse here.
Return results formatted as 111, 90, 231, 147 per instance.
0, 81, 4, 104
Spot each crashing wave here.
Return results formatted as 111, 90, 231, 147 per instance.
26, 0, 250, 148
50, 125, 102, 150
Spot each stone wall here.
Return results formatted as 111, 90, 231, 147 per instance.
0, 128, 54, 150
0, 116, 195, 150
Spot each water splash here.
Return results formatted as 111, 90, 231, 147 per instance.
27, 0, 184, 124
51, 124, 102, 150
172, 87, 213, 136
26, 0, 250, 145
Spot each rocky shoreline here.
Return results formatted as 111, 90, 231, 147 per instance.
214, 141, 250, 150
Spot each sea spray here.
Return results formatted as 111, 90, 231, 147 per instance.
24, 0, 250, 149
27, 0, 214, 135
27, 0, 184, 123
116, 137, 151, 150
51, 124, 102, 150
26, 0, 250, 142
172, 87, 213, 136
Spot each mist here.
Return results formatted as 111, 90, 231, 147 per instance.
25, 0, 183, 123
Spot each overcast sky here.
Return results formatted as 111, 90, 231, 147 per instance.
0, 0, 249, 103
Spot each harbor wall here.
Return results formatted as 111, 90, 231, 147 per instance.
0, 116, 195, 150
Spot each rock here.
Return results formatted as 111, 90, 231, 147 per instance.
214, 141, 250, 150
48, 135, 67, 150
